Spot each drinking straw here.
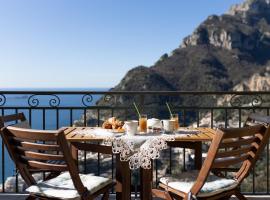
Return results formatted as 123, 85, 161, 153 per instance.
166, 102, 173, 118
133, 102, 141, 118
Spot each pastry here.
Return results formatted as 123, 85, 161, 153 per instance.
102, 117, 124, 130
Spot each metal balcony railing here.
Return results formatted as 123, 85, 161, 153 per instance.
0, 90, 269, 195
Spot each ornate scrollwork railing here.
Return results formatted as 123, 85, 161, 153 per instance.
103, 94, 116, 104
28, 94, 61, 108
82, 94, 93, 107
0, 94, 6, 106
0, 91, 268, 109
229, 94, 263, 107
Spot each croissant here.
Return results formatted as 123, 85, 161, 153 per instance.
102, 117, 124, 130
102, 121, 112, 129
108, 117, 116, 124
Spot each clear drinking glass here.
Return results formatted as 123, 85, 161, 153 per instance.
171, 113, 179, 130
139, 114, 147, 133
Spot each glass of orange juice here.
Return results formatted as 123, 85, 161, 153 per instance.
171, 113, 179, 130
139, 114, 147, 133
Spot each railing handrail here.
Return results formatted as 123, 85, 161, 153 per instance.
0, 90, 270, 95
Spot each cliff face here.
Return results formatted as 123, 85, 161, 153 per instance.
233, 68, 270, 91
114, 0, 270, 94
181, 0, 270, 65
81, 0, 270, 122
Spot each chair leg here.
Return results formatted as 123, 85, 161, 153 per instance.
235, 190, 248, 200
101, 190, 109, 200
152, 189, 173, 200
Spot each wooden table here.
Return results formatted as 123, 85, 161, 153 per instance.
63, 127, 215, 200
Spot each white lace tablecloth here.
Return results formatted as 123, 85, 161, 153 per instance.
73, 128, 200, 170
106, 134, 175, 169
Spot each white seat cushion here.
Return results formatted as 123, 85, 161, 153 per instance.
26, 172, 112, 200
160, 171, 238, 197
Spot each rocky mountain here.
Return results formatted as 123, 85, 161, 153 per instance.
233, 66, 270, 91
115, 0, 269, 92
115, 0, 270, 93
75, 0, 270, 124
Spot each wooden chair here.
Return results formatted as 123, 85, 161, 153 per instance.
1, 126, 114, 200
0, 113, 63, 181
152, 124, 270, 200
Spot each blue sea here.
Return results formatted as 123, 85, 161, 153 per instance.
0, 88, 108, 183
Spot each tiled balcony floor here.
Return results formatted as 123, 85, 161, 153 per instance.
0, 194, 269, 200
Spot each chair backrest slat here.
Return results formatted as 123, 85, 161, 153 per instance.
20, 141, 61, 151
219, 136, 257, 148
16, 147, 64, 161
245, 113, 270, 126
212, 154, 250, 168
28, 160, 67, 171
5, 127, 57, 141
222, 125, 264, 139
0, 113, 30, 130
216, 146, 253, 158
0, 113, 26, 125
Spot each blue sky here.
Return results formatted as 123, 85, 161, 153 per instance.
0, 0, 243, 88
